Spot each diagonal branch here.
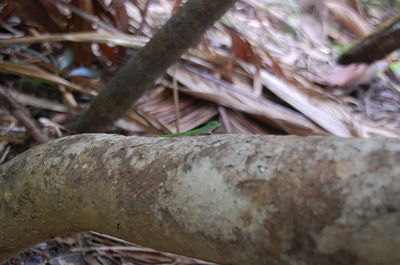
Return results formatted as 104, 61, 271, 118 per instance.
72, 0, 237, 133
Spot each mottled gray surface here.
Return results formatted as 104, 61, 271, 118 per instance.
1, 134, 399, 265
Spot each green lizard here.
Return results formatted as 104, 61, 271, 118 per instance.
154, 121, 221, 137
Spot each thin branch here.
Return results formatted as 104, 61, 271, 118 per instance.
54, 0, 122, 34
72, 0, 238, 132
0, 86, 49, 143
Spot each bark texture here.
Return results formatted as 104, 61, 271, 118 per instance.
338, 14, 400, 64
73, 0, 237, 133
0, 134, 399, 265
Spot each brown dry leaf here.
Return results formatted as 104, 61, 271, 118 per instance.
187, 49, 236, 84
0, 62, 96, 96
216, 1, 398, 137
59, 85, 78, 109
2, 0, 398, 138
0, 31, 147, 48
137, 0, 172, 30
225, 25, 255, 64
325, 0, 370, 38
92, 0, 127, 32
314, 63, 384, 87
68, 76, 101, 91
136, 0, 151, 33
167, 65, 326, 136
255, 64, 354, 136
0, 135, 23, 144
225, 25, 262, 96
114, 248, 175, 264
70, 0, 94, 66
73, 245, 215, 265
98, 44, 119, 65
249, 63, 398, 137
347, 0, 364, 16
355, 120, 400, 137
315, 65, 364, 87
12, 0, 65, 32
0, 1, 14, 21
114, 118, 145, 133
79, 232, 217, 265
136, 87, 218, 134
219, 107, 274, 134
111, 0, 130, 33
7, 89, 69, 113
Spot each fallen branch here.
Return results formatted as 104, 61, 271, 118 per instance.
0, 134, 399, 265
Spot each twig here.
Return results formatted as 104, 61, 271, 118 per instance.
0, 144, 10, 164
0, 86, 49, 143
171, 67, 181, 132
54, 0, 121, 34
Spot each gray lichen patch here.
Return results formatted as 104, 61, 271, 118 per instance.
159, 156, 250, 239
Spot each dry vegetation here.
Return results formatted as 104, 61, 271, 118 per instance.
0, 0, 399, 264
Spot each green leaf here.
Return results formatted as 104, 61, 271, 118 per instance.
389, 62, 400, 76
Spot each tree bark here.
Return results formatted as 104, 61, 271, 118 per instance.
72, 0, 237, 133
0, 134, 399, 265
338, 14, 400, 64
